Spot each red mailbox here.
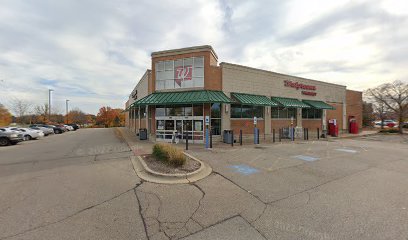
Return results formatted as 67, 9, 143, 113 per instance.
328, 119, 338, 137
349, 116, 358, 134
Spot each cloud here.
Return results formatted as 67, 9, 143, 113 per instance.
0, 0, 407, 114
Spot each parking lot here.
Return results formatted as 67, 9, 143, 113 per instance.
1, 128, 407, 239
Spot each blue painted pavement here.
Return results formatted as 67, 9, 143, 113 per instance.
230, 165, 260, 175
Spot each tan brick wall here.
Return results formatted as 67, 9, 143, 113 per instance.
346, 90, 363, 131
221, 63, 346, 104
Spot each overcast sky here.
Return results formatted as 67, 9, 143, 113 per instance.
0, 0, 407, 114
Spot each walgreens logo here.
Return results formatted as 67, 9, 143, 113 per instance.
174, 65, 192, 87
284, 80, 317, 96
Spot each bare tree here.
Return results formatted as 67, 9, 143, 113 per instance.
365, 80, 408, 133
9, 98, 32, 124
33, 103, 49, 123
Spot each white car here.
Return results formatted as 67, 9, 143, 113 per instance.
30, 126, 54, 136
64, 125, 74, 131
9, 127, 43, 141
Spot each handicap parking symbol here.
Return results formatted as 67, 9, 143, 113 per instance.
230, 164, 260, 175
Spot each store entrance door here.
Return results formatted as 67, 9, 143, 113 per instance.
156, 117, 204, 143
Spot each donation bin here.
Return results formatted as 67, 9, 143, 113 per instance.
139, 128, 147, 140
328, 119, 338, 137
349, 116, 358, 134
223, 130, 233, 144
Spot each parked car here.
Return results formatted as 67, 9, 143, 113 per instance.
64, 125, 74, 131
29, 126, 54, 136
374, 120, 398, 127
30, 124, 65, 134
67, 124, 79, 130
55, 125, 68, 132
0, 128, 24, 146
9, 128, 44, 140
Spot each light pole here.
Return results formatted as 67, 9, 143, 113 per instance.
48, 89, 54, 122
66, 99, 70, 124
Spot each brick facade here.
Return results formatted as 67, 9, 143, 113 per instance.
125, 45, 363, 141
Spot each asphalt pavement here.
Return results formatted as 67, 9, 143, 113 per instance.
1, 128, 408, 240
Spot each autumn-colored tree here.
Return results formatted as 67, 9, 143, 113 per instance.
0, 103, 12, 126
96, 106, 125, 127
66, 108, 87, 124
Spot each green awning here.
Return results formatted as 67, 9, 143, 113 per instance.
133, 90, 233, 105
231, 92, 279, 106
302, 100, 335, 110
271, 97, 311, 108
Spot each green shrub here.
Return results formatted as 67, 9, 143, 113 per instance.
152, 143, 168, 161
152, 143, 186, 166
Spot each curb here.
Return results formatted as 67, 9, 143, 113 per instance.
131, 153, 212, 184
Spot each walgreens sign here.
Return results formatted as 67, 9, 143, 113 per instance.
284, 80, 317, 96
174, 65, 192, 87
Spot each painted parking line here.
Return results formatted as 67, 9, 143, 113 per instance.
230, 164, 260, 175
293, 155, 319, 162
335, 148, 358, 153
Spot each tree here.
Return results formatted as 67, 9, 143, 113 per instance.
66, 108, 87, 124
34, 103, 49, 123
0, 103, 12, 126
96, 106, 125, 128
9, 98, 32, 124
365, 80, 408, 133
362, 101, 375, 127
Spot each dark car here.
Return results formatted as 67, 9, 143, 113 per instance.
67, 124, 79, 130
0, 128, 24, 146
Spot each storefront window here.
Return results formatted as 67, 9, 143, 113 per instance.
272, 107, 296, 119
185, 106, 192, 116
155, 56, 205, 90
288, 108, 296, 119
302, 109, 322, 119
155, 106, 165, 117
211, 103, 221, 135
193, 104, 203, 116
211, 103, 221, 118
231, 104, 241, 118
254, 106, 263, 118
211, 119, 221, 135
231, 105, 264, 118
140, 107, 146, 118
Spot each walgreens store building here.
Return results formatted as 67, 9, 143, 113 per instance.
125, 45, 362, 143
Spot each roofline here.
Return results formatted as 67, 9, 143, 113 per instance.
151, 45, 218, 60
220, 62, 347, 88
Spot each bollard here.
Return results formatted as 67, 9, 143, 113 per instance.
306, 128, 309, 140
185, 131, 188, 150
273, 129, 275, 143
279, 128, 282, 142
292, 127, 295, 141
240, 130, 242, 146
304, 128, 306, 140
210, 129, 212, 148
258, 129, 260, 144
205, 127, 209, 149
317, 128, 320, 140
231, 130, 234, 147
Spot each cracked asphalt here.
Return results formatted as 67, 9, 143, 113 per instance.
1, 128, 408, 240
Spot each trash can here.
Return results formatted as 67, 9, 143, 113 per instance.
139, 128, 147, 140
223, 130, 232, 144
